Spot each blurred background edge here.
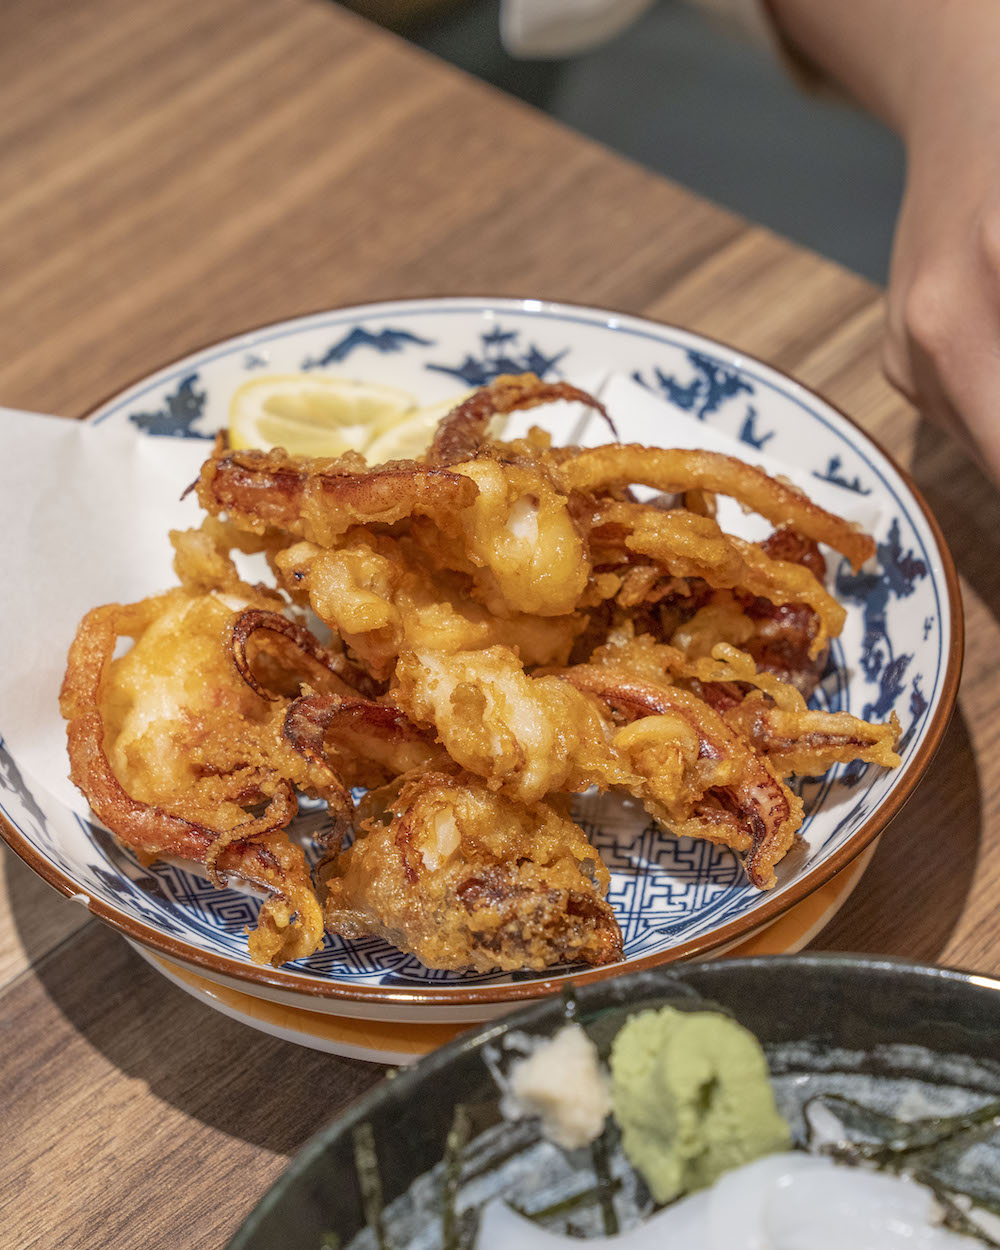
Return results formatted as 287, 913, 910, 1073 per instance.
335, 0, 904, 285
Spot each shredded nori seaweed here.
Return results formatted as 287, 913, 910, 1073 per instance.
353, 1122, 390, 1250
805, 1093, 1000, 1244
590, 1127, 619, 1236
346, 1031, 1000, 1249
915, 1172, 1000, 1247
805, 1093, 1000, 1162
514, 1176, 623, 1223
442, 1104, 473, 1250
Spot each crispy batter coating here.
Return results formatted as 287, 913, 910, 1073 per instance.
722, 700, 902, 777
196, 440, 478, 545
391, 645, 631, 803
322, 771, 622, 972
445, 457, 589, 616
62, 373, 901, 968
282, 690, 445, 834
273, 531, 582, 683
59, 590, 325, 964
554, 661, 802, 889
586, 632, 901, 776
557, 444, 875, 570
585, 501, 845, 654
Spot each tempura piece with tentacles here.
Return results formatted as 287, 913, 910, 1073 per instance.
666, 530, 834, 698
273, 530, 583, 683
555, 660, 802, 889
281, 689, 447, 840
194, 444, 478, 546
322, 770, 622, 972
425, 372, 616, 464
59, 589, 345, 964
62, 370, 902, 968
273, 531, 621, 802
586, 631, 901, 777
581, 501, 845, 654
548, 633, 899, 886
556, 443, 875, 571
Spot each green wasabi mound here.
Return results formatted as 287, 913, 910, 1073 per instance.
609, 1006, 791, 1204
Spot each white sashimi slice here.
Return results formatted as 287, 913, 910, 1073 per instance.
475, 1155, 981, 1250
706, 1154, 833, 1249
476, 1188, 712, 1249
762, 1163, 976, 1249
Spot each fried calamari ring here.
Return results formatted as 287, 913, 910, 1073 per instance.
558, 445, 875, 570
59, 601, 323, 964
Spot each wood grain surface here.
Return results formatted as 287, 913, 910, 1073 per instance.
2, 0, 999, 1246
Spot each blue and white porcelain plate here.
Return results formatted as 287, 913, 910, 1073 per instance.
0, 298, 962, 1017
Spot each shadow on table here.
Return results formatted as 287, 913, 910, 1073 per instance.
809, 703, 981, 962
4, 870, 386, 1157
0, 839, 91, 970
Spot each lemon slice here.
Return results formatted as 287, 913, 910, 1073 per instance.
228, 374, 418, 457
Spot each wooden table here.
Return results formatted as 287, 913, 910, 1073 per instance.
2, 0, 998, 1245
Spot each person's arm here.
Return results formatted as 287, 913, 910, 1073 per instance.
766, 0, 1000, 482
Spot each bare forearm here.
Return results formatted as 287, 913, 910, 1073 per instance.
769, 0, 1000, 484
766, 0, 1000, 139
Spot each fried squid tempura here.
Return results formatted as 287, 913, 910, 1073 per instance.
323, 771, 622, 972
59, 589, 326, 964
62, 372, 901, 971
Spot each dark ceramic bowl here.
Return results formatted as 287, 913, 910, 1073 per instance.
228, 955, 1000, 1249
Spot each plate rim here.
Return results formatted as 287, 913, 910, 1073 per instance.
123, 845, 876, 1057
0, 294, 964, 1007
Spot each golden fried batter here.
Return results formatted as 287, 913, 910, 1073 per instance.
586, 501, 844, 654
322, 770, 622, 972
60, 589, 326, 964
196, 441, 478, 545
62, 373, 902, 969
273, 530, 582, 682
555, 661, 802, 889
391, 644, 631, 803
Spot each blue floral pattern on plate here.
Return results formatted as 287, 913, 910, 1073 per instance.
5, 298, 953, 1001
